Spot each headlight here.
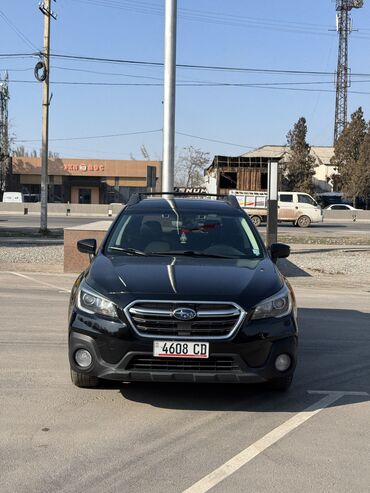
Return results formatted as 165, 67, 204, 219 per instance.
251, 285, 292, 320
77, 282, 118, 318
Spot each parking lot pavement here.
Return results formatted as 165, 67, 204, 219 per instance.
1, 271, 369, 493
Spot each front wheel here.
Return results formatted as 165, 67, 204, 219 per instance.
297, 215, 311, 228
70, 368, 100, 388
251, 215, 262, 227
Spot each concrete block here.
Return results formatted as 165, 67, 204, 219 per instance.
323, 210, 370, 220
0, 202, 124, 216
64, 221, 111, 273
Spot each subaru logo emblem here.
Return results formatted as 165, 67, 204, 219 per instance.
173, 308, 197, 321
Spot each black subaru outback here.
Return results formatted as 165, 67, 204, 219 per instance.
68, 194, 298, 391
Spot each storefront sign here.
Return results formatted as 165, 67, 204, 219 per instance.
63, 163, 105, 173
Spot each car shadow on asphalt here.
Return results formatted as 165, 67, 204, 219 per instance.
292, 247, 370, 255
277, 258, 311, 277
113, 307, 370, 412
300, 224, 348, 229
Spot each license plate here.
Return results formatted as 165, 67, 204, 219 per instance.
153, 341, 209, 359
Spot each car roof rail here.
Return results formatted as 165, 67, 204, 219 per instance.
125, 192, 241, 209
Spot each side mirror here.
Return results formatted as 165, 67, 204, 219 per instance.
77, 238, 97, 256
270, 242, 290, 262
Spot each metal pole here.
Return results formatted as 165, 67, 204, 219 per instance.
266, 159, 279, 248
162, 0, 177, 193
40, 0, 51, 233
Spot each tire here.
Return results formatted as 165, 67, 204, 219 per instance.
251, 215, 262, 227
297, 215, 311, 228
266, 374, 293, 391
70, 368, 100, 388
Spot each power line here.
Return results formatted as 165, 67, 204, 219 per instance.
7, 79, 370, 95
176, 132, 254, 149
68, 0, 370, 41
52, 65, 164, 81
0, 53, 36, 58
68, 0, 336, 36
3, 51, 370, 78
0, 9, 38, 51
42, 53, 370, 78
14, 129, 254, 149
0, 67, 34, 72
14, 129, 162, 143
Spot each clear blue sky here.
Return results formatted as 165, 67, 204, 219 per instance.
1, 0, 370, 160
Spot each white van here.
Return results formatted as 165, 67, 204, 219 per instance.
278, 192, 323, 227
229, 190, 323, 227
2, 192, 24, 203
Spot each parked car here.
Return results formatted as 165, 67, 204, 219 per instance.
230, 190, 323, 227
325, 204, 362, 211
68, 193, 298, 391
2, 192, 24, 203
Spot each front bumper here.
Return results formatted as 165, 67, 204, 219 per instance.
68, 309, 298, 383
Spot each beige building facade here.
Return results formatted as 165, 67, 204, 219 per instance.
11, 157, 161, 204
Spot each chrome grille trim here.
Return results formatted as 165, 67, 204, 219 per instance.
196, 309, 240, 318
129, 307, 173, 317
123, 300, 246, 340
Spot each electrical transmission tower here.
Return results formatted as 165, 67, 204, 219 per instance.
334, 0, 364, 143
0, 72, 10, 194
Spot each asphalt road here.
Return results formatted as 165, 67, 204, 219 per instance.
0, 213, 369, 235
1, 272, 369, 493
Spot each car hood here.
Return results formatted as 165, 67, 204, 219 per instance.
85, 254, 284, 310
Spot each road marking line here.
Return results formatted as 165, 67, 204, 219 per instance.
182, 390, 369, 493
308, 390, 369, 396
9, 272, 71, 293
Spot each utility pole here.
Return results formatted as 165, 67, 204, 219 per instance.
266, 160, 279, 248
334, 0, 364, 144
162, 0, 177, 194
0, 73, 10, 199
38, 1, 56, 234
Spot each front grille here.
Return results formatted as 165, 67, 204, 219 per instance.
127, 356, 241, 372
124, 301, 245, 340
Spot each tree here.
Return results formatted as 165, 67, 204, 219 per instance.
0, 154, 10, 198
285, 117, 316, 193
356, 125, 370, 207
12, 146, 36, 157
331, 107, 368, 205
130, 145, 156, 161
140, 144, 151, 161
175, 146, 210, 188
0, 131, 11, 198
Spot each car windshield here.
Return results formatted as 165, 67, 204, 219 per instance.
105, 209, 263, 259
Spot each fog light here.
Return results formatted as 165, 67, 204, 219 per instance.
75, 349, 92, 368
275, 354, 291, 372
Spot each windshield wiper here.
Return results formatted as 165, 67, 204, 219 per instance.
149, 250, 236, 259
108, 247, 147, 256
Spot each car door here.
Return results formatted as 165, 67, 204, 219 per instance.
278, 193, 296, 220
296, 193, 320, 221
